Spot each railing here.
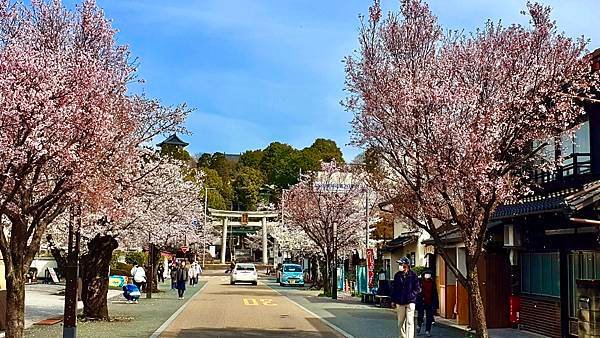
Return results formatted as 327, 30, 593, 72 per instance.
530, 153, 592, 184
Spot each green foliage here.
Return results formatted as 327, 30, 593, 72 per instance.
194, 138, 345, 210
233, 166, 266, 211
239, 149, 264, 169
412, 265, 427, 277
125, 251, 147, 266
260, 142, 299, 188
200, 167, 230, 210
110, 250, 125, 270
160, 144, 193, 164
111, 262, 133, 276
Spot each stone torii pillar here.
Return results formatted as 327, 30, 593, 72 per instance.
262, 217, 268, 265
221, 217, 228, 264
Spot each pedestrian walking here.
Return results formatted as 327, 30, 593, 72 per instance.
176, 262, 189, 299
195, 262, 202, 281
157, 264, 165, 283
391, 257, 420, 338
131, 264, 147, 292
170, 264, 178, 289
189, 262, 198, 287
417, 269, 438, 337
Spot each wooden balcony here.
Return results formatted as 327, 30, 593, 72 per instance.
530, 153, 597, 191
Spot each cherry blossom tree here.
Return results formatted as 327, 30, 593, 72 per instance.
47, 153, 209, 319
283, 161, 376, 294
0, 1, 142, 335
344, 1, 597, 336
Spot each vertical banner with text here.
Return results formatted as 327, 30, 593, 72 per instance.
366, 248, 375, 289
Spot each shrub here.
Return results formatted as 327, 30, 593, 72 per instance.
125, 251, 147, 266
412, 265, 428, 277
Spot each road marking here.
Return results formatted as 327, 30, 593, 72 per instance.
260, 298, 277, 306
242, 298, 278, 306
243, 298, 259, 305
150, 282, 209, 338
267, 284, 355, 338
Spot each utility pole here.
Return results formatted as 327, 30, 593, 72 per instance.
331, 222, 338, 300
203, 187, 208, 268
63, 206, 80, 338
147, 232, 153, 299
365, 192, 369, 253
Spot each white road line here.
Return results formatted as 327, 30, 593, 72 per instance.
150, 282, 209, 338
266, 283, 355, 338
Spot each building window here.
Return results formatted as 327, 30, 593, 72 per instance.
521, 252, 560, 298
568, 251, 600, 318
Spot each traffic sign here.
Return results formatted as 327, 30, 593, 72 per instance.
180, 246, 189, 253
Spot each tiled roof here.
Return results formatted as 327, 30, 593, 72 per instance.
383, 234, 416, 252
157, 134, 189, 147
492, 180, 600, 220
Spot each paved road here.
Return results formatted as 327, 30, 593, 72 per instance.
266, 279, 466, 338
160, 275, 342, 337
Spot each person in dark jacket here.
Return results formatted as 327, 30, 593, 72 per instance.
170, 264, 178, 289
157, 264, 165, 283
391, 257, 420, 338
176, 262, 189, 299
417, 269, 439, 337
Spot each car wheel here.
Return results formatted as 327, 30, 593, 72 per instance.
279, 282, 285, 287
252, 281, 257, 286
230, 281, 235, 285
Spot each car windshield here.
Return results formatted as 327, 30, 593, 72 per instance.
236, 265, 255, 271
283, 265, 302, 272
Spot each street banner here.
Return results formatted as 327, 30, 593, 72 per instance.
366, 248, 375, 289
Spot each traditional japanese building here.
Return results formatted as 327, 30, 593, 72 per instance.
490, 49, 600, 337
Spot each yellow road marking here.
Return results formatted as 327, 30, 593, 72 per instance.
242, 298, 278, 306
243, 298, 258, 305
260, 299, 277, 306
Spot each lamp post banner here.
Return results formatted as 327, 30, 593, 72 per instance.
366, 248, 375, 289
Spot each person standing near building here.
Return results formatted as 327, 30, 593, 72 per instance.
417, 269, 438, 337
176, 262, 189, 299
391, 257, 420, 338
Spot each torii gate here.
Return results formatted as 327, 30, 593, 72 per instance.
208, 208, 279, 264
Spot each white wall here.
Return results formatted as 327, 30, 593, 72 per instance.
30, 257, 58, 278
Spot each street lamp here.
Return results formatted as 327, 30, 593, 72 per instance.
203, 187, 216, 268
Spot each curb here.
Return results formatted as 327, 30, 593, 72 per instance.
149, 282, 208, 338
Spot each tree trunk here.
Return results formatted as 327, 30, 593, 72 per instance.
80, 235, 118, 319
5, 273, 25, 338
467, 259, 488, 338
320, 254, 331, 296
148, 246, 162, 293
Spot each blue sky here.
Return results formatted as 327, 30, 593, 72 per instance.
86, 0, 599, 160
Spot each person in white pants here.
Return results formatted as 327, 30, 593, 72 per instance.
390, 257, 421, 338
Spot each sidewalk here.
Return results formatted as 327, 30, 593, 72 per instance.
268, 279, 547, 338
1, 283, 120, 338
25, 280, 206, 338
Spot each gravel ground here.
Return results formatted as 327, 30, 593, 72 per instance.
25, 280, 206, 338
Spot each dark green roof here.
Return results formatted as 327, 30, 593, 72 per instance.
158, 134, 189, 147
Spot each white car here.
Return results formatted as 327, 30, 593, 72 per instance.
230, 263, 258, 285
